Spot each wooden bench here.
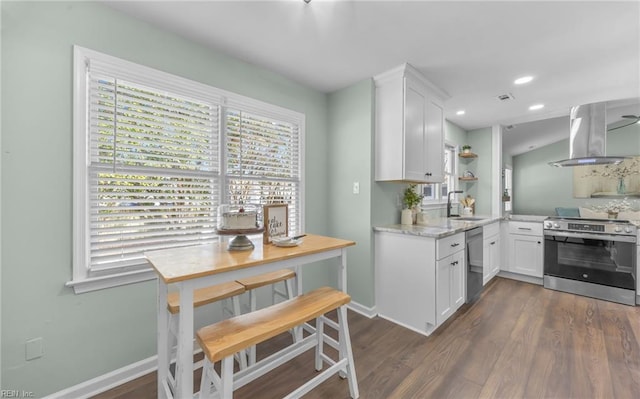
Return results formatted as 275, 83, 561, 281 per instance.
167, 281, 246, 315
196, 286, 359, 399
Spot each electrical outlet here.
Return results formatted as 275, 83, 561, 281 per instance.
26, 337, 44, 361
352, 181, 360, 194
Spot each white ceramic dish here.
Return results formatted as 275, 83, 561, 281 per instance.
272, 238, 303, 247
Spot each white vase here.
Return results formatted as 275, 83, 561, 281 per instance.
401, 209, 413, 225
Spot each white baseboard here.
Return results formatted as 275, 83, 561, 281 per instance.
376, 313, 434, 337
347, 300, 376, 318
43, 355, 158, 399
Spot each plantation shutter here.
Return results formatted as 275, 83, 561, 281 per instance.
225, 109, 301, 233
87, 65, 220, 272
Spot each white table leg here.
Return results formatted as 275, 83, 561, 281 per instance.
157, 280, 169, 399
176, 280, 195, 399
295, 264, 302, 296
339, 249, 347, 292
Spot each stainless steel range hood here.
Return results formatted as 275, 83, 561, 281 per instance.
549, 102, 627, 167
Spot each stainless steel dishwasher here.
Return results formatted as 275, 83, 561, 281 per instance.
466, 227, 484, 302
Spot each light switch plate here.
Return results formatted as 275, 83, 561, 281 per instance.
353, 182, 360, 194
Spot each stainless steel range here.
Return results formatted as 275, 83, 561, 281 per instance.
543, 217, 637, 305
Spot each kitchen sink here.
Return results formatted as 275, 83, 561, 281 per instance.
449, 216, 486, 221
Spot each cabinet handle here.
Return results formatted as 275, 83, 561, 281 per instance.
537, 241, 541, 244
451, 243, 460, 247
490, 241, 496, 245
425, 172, 432, 177
451, 260, 458, 266
518, 227, 532, 231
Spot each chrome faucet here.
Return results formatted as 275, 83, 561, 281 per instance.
447, 190, 463, 217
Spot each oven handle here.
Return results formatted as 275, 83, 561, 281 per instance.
544, 230, 637, 243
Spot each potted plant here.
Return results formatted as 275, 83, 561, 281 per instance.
401, 184, 424, 224
461, 144, 472, 154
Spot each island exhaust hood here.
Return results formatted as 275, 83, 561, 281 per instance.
549, 102, 627, 167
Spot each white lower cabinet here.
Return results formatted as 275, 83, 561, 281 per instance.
436, 249, 465, 325
375, 231, 464, 336
505, 221, 543, 278
482, 222, 501, 285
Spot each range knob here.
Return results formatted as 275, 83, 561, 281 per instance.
553, 223, 560, 229
624, 226, 633, 234
544, 221, 552, 229
614, 225, 622, 233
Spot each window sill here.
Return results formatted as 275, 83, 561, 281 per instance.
421, 202, 447, 210
66, 268, 157, 294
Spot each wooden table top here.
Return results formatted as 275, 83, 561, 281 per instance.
146, 234, 356, 283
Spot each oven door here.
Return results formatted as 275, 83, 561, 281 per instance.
544, 231, 636, 290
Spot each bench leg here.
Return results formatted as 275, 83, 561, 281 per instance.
283, 278, 302, 343
232, 296, 249, 370
315, 315, 324, 371
199, 357, 213, 399
247, 290, 258, 366
167, 315, 177, 391
221, 356, 234, 399
338, 306, 359, 399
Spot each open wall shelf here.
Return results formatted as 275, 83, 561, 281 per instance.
459, 152, 478, 159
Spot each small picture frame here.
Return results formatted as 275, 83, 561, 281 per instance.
263, 204, 288, 244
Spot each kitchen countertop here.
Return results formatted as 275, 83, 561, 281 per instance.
373, 215, 503, 239
507, 214, 548, 222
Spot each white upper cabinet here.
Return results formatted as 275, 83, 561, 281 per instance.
374, 63, 448, 183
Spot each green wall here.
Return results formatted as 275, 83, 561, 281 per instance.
1, 1, 330, 395
327, 79, 375, 307
513, 123, 640, 215
446, 120, 468, 145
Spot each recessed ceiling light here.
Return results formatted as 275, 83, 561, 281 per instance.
456, 110, 465, 115
529, 104, 544, 111
514, 76, 533, 85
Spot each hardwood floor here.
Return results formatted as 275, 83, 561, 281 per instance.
94, 277, 640, 399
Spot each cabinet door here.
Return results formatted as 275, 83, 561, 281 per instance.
509, 234, 543, 277
483, 238, 491, 285
436, 255, 453, 325
436, 250, 464, 325
423, 98, 444, 182
403, 78, 426, 181
490, 236, 501, 277
483, 234, 500, 284
451, 249, 465, 310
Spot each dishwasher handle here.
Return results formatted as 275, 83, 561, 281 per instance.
465, 227, 483, 240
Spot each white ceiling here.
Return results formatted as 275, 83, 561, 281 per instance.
104, 0, 640, 152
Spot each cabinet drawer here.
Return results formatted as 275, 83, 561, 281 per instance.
508, 221, 542, 236
437, 232, 465, 260
483, 222, 500, 237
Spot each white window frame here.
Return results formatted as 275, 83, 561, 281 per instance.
68, 46, 304, 293
421, 141, 458, 207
